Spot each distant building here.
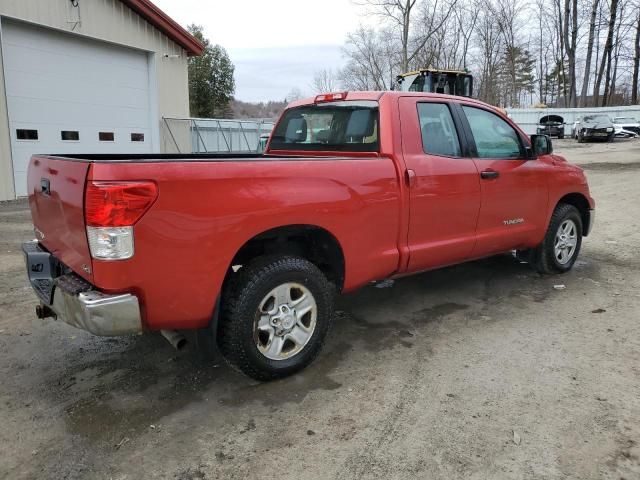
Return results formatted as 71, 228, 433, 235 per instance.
0, 0, 203, 200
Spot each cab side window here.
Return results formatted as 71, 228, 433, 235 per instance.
462, 106, 522, 159
417, 103, 462, 157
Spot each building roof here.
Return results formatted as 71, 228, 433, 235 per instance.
120, 0, 204, 56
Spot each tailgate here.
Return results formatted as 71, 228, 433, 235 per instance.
27, 155, 93, 282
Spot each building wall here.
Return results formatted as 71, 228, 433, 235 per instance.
0, 0, 191, 200
0, 23, 14, 200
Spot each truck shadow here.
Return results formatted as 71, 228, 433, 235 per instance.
48, 253, 599, 447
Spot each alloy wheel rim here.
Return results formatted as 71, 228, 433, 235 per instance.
253, 282, 317, 361
554, 219, 578, 265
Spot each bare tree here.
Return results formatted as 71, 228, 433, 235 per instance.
340, 26, 400, 90
412, 1, 477, 69
562, 0, 578, 106
339, 0, 639, 107
356, 0, 458, 71
487, 0, 526, 106
633, 6, 640, 104
580, 0, 600, 106
594, 0, 619, 106
311, 69, 339, 93
474, 0, 504, 104
285, 87, 304, 103
608, 0, 627, 103
355, 0, 417, 71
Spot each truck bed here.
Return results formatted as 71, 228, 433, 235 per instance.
27, 152, 401, 331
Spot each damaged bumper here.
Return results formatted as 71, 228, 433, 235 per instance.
22, 241, 142, 336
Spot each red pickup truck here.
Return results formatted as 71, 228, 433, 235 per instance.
23, 91, 594, 380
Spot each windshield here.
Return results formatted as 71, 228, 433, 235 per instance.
584, 115, 611, 123
270, 101, 379, 152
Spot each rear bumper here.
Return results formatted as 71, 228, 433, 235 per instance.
537, 126, 564, 137
49, 286, 142, 336
23, 241, 142, 336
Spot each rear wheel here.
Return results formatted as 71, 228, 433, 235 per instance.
218, 255, 334, 381
530, 204, 583, 274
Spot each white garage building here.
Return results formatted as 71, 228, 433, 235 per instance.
0, 0, 203, 200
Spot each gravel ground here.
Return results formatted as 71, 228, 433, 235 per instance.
1, 138, 639, 480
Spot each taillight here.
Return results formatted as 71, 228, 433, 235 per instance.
85, 181, 158, 227
85, 181, 157, 260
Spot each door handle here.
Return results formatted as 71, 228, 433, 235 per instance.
40, 178, 50, 195
480, 170, 499, 179
405, 169, 416, 187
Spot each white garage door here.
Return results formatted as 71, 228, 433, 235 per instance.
2, 20, 154, 196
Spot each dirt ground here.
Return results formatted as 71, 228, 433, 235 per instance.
1, 138, 639, 480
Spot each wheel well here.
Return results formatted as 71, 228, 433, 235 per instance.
228, 225, 345, 290
558, 193, 591, 235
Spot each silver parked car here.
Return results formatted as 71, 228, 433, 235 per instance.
611, 117, 640, 138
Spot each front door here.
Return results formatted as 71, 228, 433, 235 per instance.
399, 97, 481, 272
456, 104, 549, 256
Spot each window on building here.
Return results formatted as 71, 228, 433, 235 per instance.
131, 133, 145, 142
99, 132, 115, 141
16, 129, 38, 140
61, 131, 80, 141
417, 103, 462, 157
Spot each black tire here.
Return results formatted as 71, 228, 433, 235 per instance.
530, 203, 583, 274
607, 133, 615, 142
577, 130, 584, 143
558, 135, 564, 140
218, 255, 334, 381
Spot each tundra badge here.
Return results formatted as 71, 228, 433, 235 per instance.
503, 218, 525, 226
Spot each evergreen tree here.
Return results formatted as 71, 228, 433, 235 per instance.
187, 25, 235, 118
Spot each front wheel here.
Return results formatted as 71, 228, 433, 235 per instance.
530, 204, 583, 274
218, 255, 334, 381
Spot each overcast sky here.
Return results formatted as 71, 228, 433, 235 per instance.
152, 0, 370, 102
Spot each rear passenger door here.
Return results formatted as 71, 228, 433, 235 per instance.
456, 104, 549, 256
399, 97, 481, 272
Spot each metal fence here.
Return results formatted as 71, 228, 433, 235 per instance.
506, 106, 640, 135
162, 117, 275, 154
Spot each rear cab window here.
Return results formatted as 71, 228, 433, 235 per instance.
269, 101, 379, 152
417, 103, 462, 157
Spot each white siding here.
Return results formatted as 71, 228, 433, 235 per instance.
3, 20, 154, 195
0, 0, 191, 200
